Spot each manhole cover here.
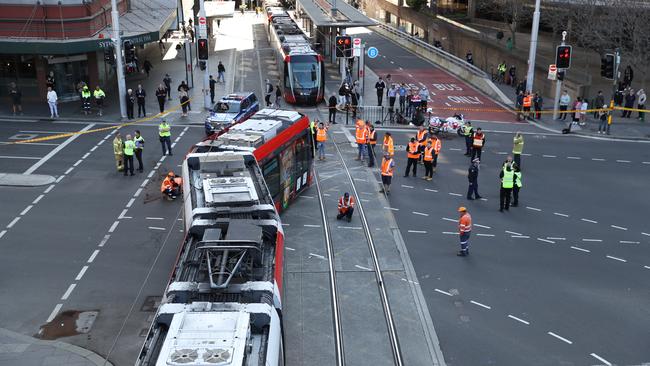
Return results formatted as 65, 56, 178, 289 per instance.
36, 310, 99, 340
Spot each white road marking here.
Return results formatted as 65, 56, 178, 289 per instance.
591, 158, 605, 161
46, 304, 63, 323
108, 221, 119, 233
147, 171, 155, 178
507, 315, 530, 325
521, 153, 532, 156
566, 156, 581, 160
412, 211, 429, 216
477, 233, 495, 237
97, 139, 105, 146
547, 331, 572, 344
98, 234, 110, 247
546, 237, 566, 240
401, 184, 414, 188
644, 266, 650, 270
118, 209, 128, 219
146, 217, 164, 220
408, 230, 427, 233
23, 123, 95, 175
55, 176, 64, 183
0, 230, 6, 239
159, 155, 166, 162
73, 159, 83, 167
303, 224, 321, 228
87, 249, 100, 263
285, 247, 295, 251
606, 255, 627, 263
642, 232, 650, 237
442, 217, 456, 222
171, 142, 177, 148
384, 207, 399, 211
581, 218, 598, 223
526, 206, 541, 211
448, 193, 462, 196
308, 253, 326, 260
590, 353, 612, 366
300, 195, 314, 199
75, 266, 89, 281
570, 246, 590, 253
355, 265, 372, 271
553, 212, 569, 217
337, 226, 362, 230
425, 188, 438, 192
496, 151, 507, 155
582, 238, 603, 242
610, 225, 627, 231
140, 179, 149, 188
511, 235, 530, 239
505, 230, 522, 235
643, 161, 650, 165
44, 185, 55, 193
616, 159, 631, 163
134, 188, 143, 197
542, 154, 556, 158
7, 217, 20, 228
82, 153, 90, 159
442, 232, 457, 235
434, 288, 453, 296
474, 224, 491, 229
537, 238, 555, 244
61, 284, 76, 300
470, 300, 491, 309
126, 198, 135, 208
619, 240, 640, 244
20, 205, 33, 216
449, 148, 461, 151
64, 167, 74, 175
148, 227, 166, 231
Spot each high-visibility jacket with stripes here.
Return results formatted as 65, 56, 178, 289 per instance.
368, 129, 377, 145
430, 138, 441, 154
381, 158, 394, 176
338, 196, 355, 212
472, 133, 485, 148
316, 127, 327, 142
459, 213, 472, 233
416, 129, 427, 143
423, 146, 434, 161
383, 136, 394, 156
407, 141, 420, 159
523, 95, 532, 107
356, 126, 368, 144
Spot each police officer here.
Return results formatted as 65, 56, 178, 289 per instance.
467, 158, 481, 200
512, 164, 522, 207
81, 85, 91, 115
404, 137, 420, 177
123, 134, 136, 176
93, 86, 105, 116
134, 130, 145, 172
463, 121, 473, 156
499, 162, 517, 211
159, 119, 172, 156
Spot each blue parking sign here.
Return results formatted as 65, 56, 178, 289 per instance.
367, 47, 379, 58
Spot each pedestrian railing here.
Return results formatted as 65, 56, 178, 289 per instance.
341, 105, 417, 127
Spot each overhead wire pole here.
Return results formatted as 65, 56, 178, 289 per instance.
525, 0, 541, 94
111, 0, 127, 119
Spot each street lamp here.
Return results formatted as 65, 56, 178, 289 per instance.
525, 0, 541, 94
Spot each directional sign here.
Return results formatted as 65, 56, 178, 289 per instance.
367, 46, 378, 59
353, 38, 361, 57
548, 64, 557, 80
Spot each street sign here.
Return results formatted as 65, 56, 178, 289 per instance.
353, 38, 361, 57
548, 64, 557, 80
367, 46, 378, 59
198, 16, 206, 25
198, 16, 207, 38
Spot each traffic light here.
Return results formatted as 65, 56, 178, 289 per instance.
197, 38, 209, 60
123, 40, 135, 63
103, 45, 114, 64
335, 35, 352, 58
600, 53, 615, 79
555, 45, 572, 69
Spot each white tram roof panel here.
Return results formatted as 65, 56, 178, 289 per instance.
156, 309, 249, 366
202, 176, 259, 206
252, 108, 303, 121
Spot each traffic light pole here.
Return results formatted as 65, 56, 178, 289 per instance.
111, 0, 127, 119
198, 0, 210, 109
525, 0, 541, 94
607, 49, 621, 128
552, 31, 567, 120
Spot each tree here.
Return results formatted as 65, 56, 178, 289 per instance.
476, 0, 532, 48
405, 0, 427, 12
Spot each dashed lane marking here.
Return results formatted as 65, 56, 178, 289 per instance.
619, 240, 640, 244
546, 237, 566, 240
526, 206, 541, 211
547, 331, 573, 344
300, 195, 314, 198
616, 159, 631, 163
434, 288, 453, 296
126, 198, 135, 208
285, 247, 295, 251
337, 226, 362, 230
146, 217, 164, 220
590, 353, 612, 366
408, 230, 427, 233
6, 217, 20, 229
73, 159, 83, 167
470, 300, 491, 309
581, 218, 598, 224
0, 230, 6, 239
511, 235, 530, 239
442, 232, 457, 235
474, 224, 491, 229
98, 235, 110, 247
449, 148, 461, 151
477, 233, 495, 237
644, 266, 650, 270
108, 221, 119, 233
448, 193, 462, 196
303, 224, 321, 228
542, 154, 556, 158
140, 179, 149, 188
570, 246, 590, 253
606, 255, 627, 263
610, 225, 627, 231
147, 171, 155, 179
442, 217, 456, 222
582, 238, 603, 242
592, 158, 605, 161
384, 207, 399, 211
643, 161, 650, 165
355, 265, 372, 271
642, 232, 650, 237
20, 205, 33, 216
567, 156, 581, 160
425, 188, 438, 192
134, 188, 143, 197
507, 315, 530, 325
75, 266, 89, 281
401, 184, 414, 188
82, 152, 90, 159
553, 212, 569, 217
308, 252, 326, 260
505, 230, 522, 235
118, 209, 128, 219
87, 249, 100, 263
64, 167, 74, 175
60, 284, 76, 300
148, 227, 166, 231
44, 184, 55, 193
412, 211, 429, 216
537, 238, 555, 244
46, 304, 63, 323
31, 195, 44, 205
55, 176, 64, 183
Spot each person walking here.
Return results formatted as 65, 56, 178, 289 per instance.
559, 90, 570, 120
8, 82, 22, 115
264, 79, 273, 107
637, 89, 646, 121
93, 86, 105, 116
177, 81, 190, 110
512, 164, 522, 207
422, 140, 434, 181
179, 90, 189, 117
47, 86, 58, 118
155, 84, 167, 113
275, 83, 282, 107
123, 134, 135, 176
462, 121, 473, 156
336, 192, 355, 222
209, 75, 216, 104
163, 74, 172, 100
126, 89, 135, 119
143, 59, 153, 77
499, 162, 516, 212
134, 130, 145, 172
533, 92, 542, 119
383, 132, 394, 157
471, 127, 486, 161
217, 61, 226, 83
512, 132, 524, 169
81, 85, 92, 115
328, 94, 337, 124
136, 84, 146, 118
113, 132, 124, 172
315, 122, 328, 160
355, 120, 368, 162
457, 207, 472, 256
404, 137, 420, 177
159, 119, 172, 155
367, 123, 377, 168
467, 158, 481, 200
380, 153, 395, 194
375, 77, 386, 106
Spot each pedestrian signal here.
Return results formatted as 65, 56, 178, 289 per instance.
335, 36, 352, 58
123, 40, 136, 63
197, 38, 209, 60
600, 53, 615, 79
555, 45, 572, 69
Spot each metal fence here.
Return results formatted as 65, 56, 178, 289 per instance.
340, 105, 413, 126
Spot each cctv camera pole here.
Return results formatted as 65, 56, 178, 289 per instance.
525, 0, 541, 94
111, 0, 127, 119
198, 0, 210, 109
552, 31, 567, 120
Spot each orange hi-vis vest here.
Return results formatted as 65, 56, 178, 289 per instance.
383, 136, 394, 156
432, 138, 442, 154
423, 146, 434, 161
368, 129, 377, 145
381, 158, 394, 176
161, 177, 174, 193
338, 195, 355, 212
523, 95, 532, 107
472, 133, 484, 148
407, 141, 420, 159
316, 127, 327, 142
356, 126, 368, 144
459, 213, 472, 233
416, 129, 427, 142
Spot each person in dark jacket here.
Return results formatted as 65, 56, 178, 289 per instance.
155, 84, 167, 113
328, 94, 337, 124
622, 88, 636, 118
467, 158, 481, 200
209, 75, 216, 104
533, 92, 543, 119
593, 91, 605, 118
126, 89, 135, 119
135, 84, 146, 117
375, 77, 386, 106
143, 60, 153, 77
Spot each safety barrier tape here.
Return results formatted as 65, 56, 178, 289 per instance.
359, 105, 650, 115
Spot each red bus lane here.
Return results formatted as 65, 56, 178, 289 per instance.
374, 68, 519, 123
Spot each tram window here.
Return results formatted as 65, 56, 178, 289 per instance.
284, 63, 290, 87
263, 158, 281, 198
294, 137, 309, 173
291, 62, 319, 89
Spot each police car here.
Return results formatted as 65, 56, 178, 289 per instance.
204, 92, 259, 135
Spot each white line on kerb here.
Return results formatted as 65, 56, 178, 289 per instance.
570, 246, 590, 253
412, 211, 429, 216
61, 284, 76, 300
526, 206, 542, 211
108, 221, 119, 233
20, 205, 33, 216
32, 194, 44, 204
553, 212, 569, 217
434, 288, 453, 296
64, 167, 74, 175
610, 225, 628, 231
590, 353, 612, 366
508, 315, 530, 325
6, 217, 20, 228
581, 218, 598, 223
303, 224, 321, 228
148, 227, 166, 231
547, 331, 572, 344
408, 230, 427, 234
355, 265, 372, 271
470, 300, 491, 309
87, 249, 100, 263
606, 255, 627, 263
126, 198, 135, 208
46, 304, 63, 323
75, 266, 89, 281
582, 238, 603, 242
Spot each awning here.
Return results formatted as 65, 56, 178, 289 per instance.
205, 1, 236, 18
296, 0, 377, 27
0, 0, 176, 55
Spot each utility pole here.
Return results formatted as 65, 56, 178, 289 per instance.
607, 49, 621, 129
111, 0, 127, 119
552, 31, 567, 120
525, 0, 541, 94
198, 0, 210, 109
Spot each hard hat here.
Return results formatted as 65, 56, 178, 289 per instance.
458, 206, 467, 212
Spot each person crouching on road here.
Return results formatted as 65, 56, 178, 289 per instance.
512, 164, 522, 207
458, 206, 472, 256
404, 137, 420, 177
380, 153, 395, 194
422, 140, 435, 181
161, 171, 181, 200
467, 158, 481, 200
337, 192, 355, 222
315, 122, 329, 161
113, 132, 124, 172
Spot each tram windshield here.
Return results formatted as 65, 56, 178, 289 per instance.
289, 56, 320, 89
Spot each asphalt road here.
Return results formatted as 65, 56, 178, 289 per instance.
362, 122, 650, 366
